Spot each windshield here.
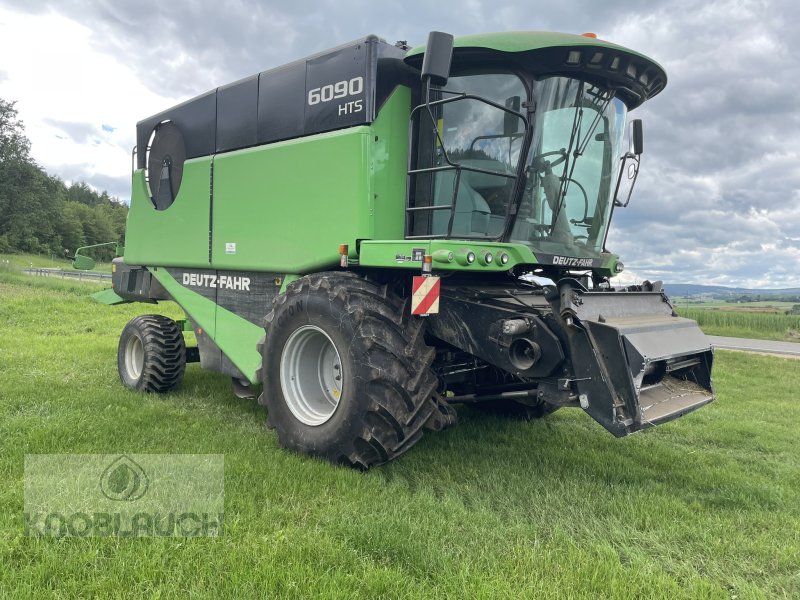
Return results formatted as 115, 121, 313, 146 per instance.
511, 77, 627, 256
409, 71, 527, 238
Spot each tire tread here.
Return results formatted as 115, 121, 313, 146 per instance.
119, 314, 186, 393
260, 272, 453, 468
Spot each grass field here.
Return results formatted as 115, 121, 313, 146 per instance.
674, 298, 798, 311
677, 306, 800, 342
1, 252, 113, 273
1, 274, 798, 598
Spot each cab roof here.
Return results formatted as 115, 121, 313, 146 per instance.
405, 31, 667, 109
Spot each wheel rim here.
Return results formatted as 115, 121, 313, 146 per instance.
280, 325, 343, 426
125, 334, 144, 380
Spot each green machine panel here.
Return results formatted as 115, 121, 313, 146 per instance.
365, 87, 409, 243
124, 88, 410, 275
211, 87, 410, 273
124, 158, 212, 268
211, 128, 372, 272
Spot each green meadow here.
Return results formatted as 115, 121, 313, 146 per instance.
1, 273, 798, 598
678, 306, 800, 342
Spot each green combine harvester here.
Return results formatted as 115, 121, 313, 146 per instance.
93, 30, 715, 468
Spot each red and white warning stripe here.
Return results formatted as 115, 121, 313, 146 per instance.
411, 276, 440, 315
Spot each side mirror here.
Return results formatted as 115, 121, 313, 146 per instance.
421, 31, 454, 86
613, 154, 640, 208
72, 254, 96, 270
71, 241, 121, 270
504, 96, 521, 136
631, 119, 643, 155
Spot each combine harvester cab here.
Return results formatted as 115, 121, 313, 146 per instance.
92, 29, 715, 467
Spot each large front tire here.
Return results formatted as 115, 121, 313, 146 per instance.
117, 315, 186, 393
258, 273, 446, 468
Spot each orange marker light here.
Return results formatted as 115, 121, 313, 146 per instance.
581, 32, 598, 38
422, 254, 433, 274
339, 244, 349, 268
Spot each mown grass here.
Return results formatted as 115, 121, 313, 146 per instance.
678, 306, 800, 342
1, 276, 798, 598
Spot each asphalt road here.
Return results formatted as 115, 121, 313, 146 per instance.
708, 335, 800, 357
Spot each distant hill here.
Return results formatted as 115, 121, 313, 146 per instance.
664, 284, 800, 298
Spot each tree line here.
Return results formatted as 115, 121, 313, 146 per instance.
0, 98, 128, 263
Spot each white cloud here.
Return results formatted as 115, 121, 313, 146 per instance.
1, 0, 798, 287
0, 6, 182, 198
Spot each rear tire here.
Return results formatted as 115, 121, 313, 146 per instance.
258, 272, 448, 469
118, 315, 186, 393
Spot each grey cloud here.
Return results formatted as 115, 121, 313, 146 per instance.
601, 0, 800, 284
84, 172, 130, 201
2, 0, 675, 97
57, 164, 130, 202
5, 0, 799, 285
43, 118, 99, 144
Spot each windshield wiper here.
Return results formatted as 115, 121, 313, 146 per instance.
550, 84, 615, 231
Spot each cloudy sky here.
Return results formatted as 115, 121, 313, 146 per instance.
0, 0, 797, 287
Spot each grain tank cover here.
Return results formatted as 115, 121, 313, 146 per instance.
135, 36, 407, 171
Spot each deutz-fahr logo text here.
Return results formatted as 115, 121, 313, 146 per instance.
182, 273, 251, 291
551, 256, 595, 268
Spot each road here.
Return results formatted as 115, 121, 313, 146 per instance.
708, 335, 800, 358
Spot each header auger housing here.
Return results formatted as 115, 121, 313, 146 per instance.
96, 30, 714, 468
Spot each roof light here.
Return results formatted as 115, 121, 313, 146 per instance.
589, 52, 604, 66
581, 32, 598, 38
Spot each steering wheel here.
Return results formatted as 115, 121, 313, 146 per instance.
529, 149, 568, 173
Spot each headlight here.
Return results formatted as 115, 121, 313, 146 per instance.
455, 248, 476, 266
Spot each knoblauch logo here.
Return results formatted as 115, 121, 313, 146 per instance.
99, 455, 149, 501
